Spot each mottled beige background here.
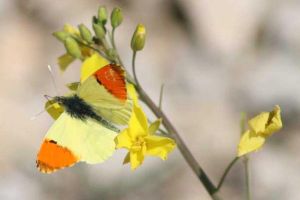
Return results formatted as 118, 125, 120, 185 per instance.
1, 0, 300, 199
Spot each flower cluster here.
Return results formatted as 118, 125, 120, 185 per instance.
45, 6, 176, 170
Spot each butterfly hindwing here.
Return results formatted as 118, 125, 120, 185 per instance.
37, 112, 117, 173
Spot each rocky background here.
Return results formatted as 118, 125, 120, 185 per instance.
1, 0, 300, 199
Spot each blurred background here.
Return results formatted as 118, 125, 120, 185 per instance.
1, 0, 300, 199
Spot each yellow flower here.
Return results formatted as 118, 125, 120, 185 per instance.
238, 105, 282, 157
115, 105, 176, 170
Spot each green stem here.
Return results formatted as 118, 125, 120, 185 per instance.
215, 157, 239, 192
72, 37, 112, 61
240, 112, 251, 200
101, 38, 110, 52
158, 128, 168, 135
109, 28, 124, 67
244, 156, 251, 200
240, 112, 246, 135
132, 51, 141, 88
111, 28, 117, 50
137, 86, 218, 198
159, 84, 164, 110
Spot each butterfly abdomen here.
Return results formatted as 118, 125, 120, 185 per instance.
55, 95, 96, 121
54, 95, 119, 131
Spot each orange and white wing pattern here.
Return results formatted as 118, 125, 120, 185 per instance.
77, 64, 133, 125
36, 112, 117, 173
94, 64, 127, 102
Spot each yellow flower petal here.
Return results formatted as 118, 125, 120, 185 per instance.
45, 100, 64, 120
248, 105, 282, 137
148, 119, 162, 135
238, 130, 266, 157
116, 102, 176, 169
58, 53, 75, 72
130, 150, 144, 170
80, 53, 110, 83
248, 112, 269, 134
133, 105, 148, 131
264, 105, 282, 136
145, 135, 176, 160
115, 129, 132, 149
128, 105, 148, 139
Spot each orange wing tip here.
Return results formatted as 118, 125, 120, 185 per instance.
94, 64, 127, 102
36, 140, 79, 173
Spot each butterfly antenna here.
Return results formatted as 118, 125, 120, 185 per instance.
30, 104, 55, 120
31, 95, 53, 120
48, 65, 59, 95
44, 95, 54, 101
30, 109, 46, 120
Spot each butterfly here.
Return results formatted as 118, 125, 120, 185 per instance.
37, 60, 133, 173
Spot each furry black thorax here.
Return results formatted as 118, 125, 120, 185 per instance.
53, 95, 118, 131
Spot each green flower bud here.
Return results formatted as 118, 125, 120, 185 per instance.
53, 31, 69, 42
78, 24, 93, 43
93, 23, 106, 39
111, 7, 123, 28
64, 37, 82, 59
107, 48, 117, 59
131, 24, 146, 51
98, 6, 108, 25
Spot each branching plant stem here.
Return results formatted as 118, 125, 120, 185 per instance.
105, 31, 220, 200
130, 50, 219, 199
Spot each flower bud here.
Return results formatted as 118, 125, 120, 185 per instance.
131, 24, 146, 51
107, 48, 117, 59
78, 24, 93, 43
64, 37, 82, 59
53, 31, 69, 42
98, 6, 108, 25
93, 23, 106, 39
111, 7, 123, 28
63, 24, 80, 35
